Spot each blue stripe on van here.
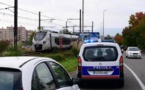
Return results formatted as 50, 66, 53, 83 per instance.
82, 66, 119, 75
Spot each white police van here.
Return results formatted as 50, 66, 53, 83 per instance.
77, 39, 124, 87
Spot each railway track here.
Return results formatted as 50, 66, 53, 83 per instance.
23, 51, 44, 56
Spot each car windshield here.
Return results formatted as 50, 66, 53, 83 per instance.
83, 46, 118, 61
129, 47, 140, 51
34, 32, 47, 41
0, 68, 22, 90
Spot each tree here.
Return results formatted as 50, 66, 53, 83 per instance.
122, 12, 145, 48
114, 33, 123, 46
59, 29, 71, 34
29, 31, 36, 45
129, 12, 145, 27
105, 35, 112, 39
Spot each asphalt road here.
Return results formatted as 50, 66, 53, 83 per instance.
71, 52, 145, 90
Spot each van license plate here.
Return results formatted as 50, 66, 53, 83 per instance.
93, 71, 108, 75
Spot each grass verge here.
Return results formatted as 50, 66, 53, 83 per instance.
60, 57, 77, 73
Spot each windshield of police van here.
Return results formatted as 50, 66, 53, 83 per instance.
0, 68, 22, 90
34, 32, 47, 41
83, 46, 118, 61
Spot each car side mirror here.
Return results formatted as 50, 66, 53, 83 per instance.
72, 78, 80, 85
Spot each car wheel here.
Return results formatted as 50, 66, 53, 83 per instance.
118, 79, 124, 88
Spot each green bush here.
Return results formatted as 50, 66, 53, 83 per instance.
0, 40, 10, 54
3, 46, 24, 56
62, 50, 74, 57
71, 47, 79, 57
47, 54, 65, 61
51, 48, 60, 53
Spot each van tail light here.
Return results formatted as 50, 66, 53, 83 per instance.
120, 56, 123, 71
21, 87, 23, 90
78, 56, 82, 71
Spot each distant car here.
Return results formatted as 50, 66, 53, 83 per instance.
126, 46, 142, 59
0, 56, 80, 90
77, 40, 124, 88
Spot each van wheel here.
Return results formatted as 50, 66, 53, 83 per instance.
118, 79, 124, 88
78, 80, 83, 87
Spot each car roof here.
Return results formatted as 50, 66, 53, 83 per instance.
0, 56, 54, 69
82, 42, 118, 47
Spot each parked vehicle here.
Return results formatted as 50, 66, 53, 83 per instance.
126, 46, 142, 59
77, 39, 124, 87
32, 30, 78, 51
0, 56, 80, 90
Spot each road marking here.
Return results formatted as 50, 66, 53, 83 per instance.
124, 63, 145, 90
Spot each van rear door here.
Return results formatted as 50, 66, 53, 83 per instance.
81, 45, 120, 79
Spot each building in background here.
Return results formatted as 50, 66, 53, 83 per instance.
0, 26, 33, 45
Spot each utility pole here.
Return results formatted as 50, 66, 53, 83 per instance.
92, 21, 94, 33
82, 0, 84, 43
66, 21, 68, 30
14, 0, 18, 49
79, 9, 81, 33
39, 11, 41, 31
73, 26, 75, 34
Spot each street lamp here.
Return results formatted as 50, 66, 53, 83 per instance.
103, 10, 107, 39
100, 22, 103, 36
66, 19, 72, 30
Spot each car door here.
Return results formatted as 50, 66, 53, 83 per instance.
31, 62, 57, 90
48, 61, 79, 90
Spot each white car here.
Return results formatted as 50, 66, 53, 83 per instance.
126, 46, 142, 59
0, 56, 80, 90
77, 40, 124, 88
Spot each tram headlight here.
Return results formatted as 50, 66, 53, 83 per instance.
43, 41, 46, 44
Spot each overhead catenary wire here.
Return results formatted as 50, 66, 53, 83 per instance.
0, 11, 38, 21
0, 1, 64, 21
0, 1, 90, 29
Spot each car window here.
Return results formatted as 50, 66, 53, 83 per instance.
83, 46, 118, 61
31, 70, 39, 90
129, 47, 140, 51
49, 62, 72, 87
32, 63, 56, 90
0, 68, 22, 90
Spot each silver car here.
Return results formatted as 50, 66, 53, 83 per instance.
126, 46, 142, 59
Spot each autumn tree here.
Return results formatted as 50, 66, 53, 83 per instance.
114, 33, 123, 46
122, 12, 145, 49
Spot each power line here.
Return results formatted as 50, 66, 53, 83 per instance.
0, 1, 64, 21
0, 2, 12, 6
0, 11, 38, 21
0, 1, 81, 29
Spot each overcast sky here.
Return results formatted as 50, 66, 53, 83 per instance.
0, 0, 145, 36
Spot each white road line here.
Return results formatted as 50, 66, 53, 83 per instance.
124, 63, 145, 90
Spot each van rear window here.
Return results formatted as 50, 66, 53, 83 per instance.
0, 68, 22, 90
83, 46, 118, 61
